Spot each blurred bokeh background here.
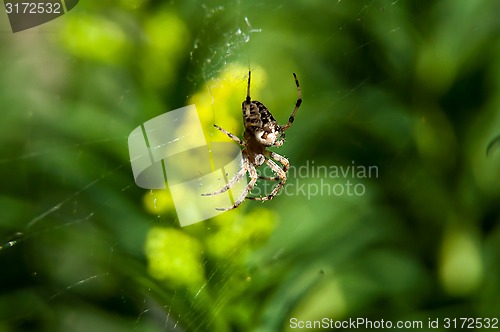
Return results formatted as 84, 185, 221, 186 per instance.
1, 0, 499, 331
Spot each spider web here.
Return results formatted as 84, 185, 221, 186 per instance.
2, 1, 485, 331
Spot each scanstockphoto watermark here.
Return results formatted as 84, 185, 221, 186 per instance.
253, 160, 379, 200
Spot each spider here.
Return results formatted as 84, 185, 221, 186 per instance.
202, 71, 302, 211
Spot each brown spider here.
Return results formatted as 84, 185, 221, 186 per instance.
202, 71, 302, 211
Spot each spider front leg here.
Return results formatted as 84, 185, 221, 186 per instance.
280, 73, 302, 132
216, 161, 259, 211
213, 124, 245, 146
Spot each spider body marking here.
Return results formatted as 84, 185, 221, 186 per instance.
202, 71, 302, 211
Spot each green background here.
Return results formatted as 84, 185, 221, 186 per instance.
0, 0, 499, 331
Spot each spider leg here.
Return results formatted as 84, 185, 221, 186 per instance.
268, 151, 290, 173
201, 160, 248, 197
258, 175, 279, 181
254, 151, 289, 182
242, 70, 252, 124
213, 124, 245, 146
215, 160, 259, 211
280, 73, 302, 132
247, 154, 288, 201
245, 71, 251, 108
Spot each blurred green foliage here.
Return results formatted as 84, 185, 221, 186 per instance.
0, 0, 499, 331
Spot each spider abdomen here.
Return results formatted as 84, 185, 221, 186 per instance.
242, 101, 277, 128
242, 100, 281, 146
